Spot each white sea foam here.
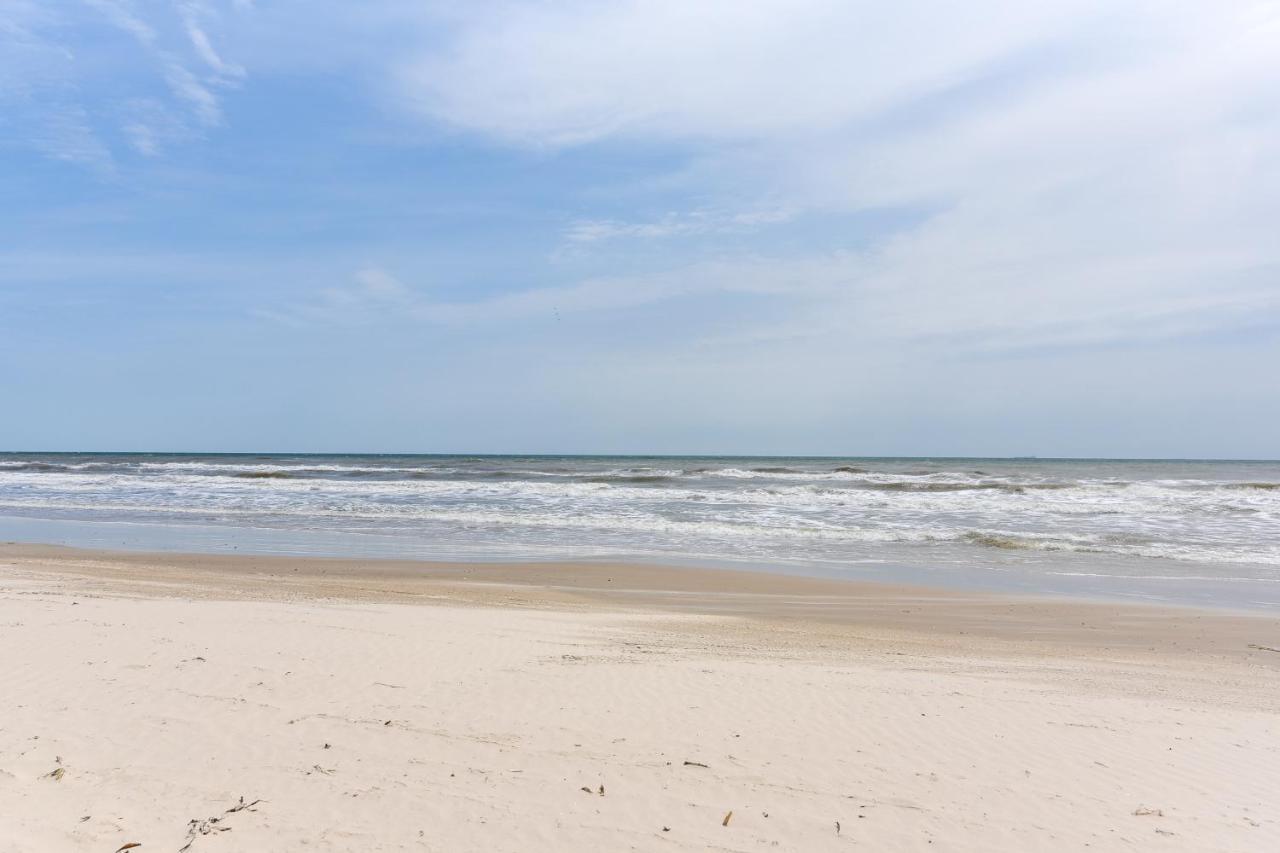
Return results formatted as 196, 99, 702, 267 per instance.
1, 455, 1278, 576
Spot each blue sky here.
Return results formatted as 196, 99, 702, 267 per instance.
2, 1, 1278, 456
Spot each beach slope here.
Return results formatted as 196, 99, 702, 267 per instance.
1, 545, 1277, 852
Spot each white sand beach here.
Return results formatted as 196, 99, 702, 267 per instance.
1, 545, 1277, 852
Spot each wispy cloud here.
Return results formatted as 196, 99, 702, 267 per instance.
399, 0, 1280, 354
259, 251, 850, 332
0, 2, 114, 170
0, 0, 248, 167
87, 0, 242, 130
82, 0, 157, 45
403, 0, 1109, 145
180, 1, 245, 79
564, 207, 794, 243
254, 267, 417, 327
29, 104, 118, 175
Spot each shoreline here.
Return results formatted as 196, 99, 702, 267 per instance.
4, 541, 1279, 661
4, 453, 1278, 613
3, 508, 1276, 613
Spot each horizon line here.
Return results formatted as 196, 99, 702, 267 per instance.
2, 450, 1277, 463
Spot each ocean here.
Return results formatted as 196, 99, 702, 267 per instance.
1, 453, 1277, 608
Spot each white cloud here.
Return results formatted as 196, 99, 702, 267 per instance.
405, 0, 1110, 145
82, 0, 158, 45
260, 251, 858, 333
87, 0, 242, 129
354, 267, 411, 300
0, 3, 114, 168
30, 104, 118, 174
0, 0, 248, 165
564, 207, 794, 243
159, 58, 223, 125
257, 267, 419, 327
11, 1, 1280, 364
399, 0, 1280, 354
181, 3, 246, 79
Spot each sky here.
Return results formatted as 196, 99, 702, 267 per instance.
1, 0, 1278, 457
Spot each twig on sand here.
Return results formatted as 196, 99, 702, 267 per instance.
179, 797, 263, 852
1248, 644, 1280, 654
225, 798, 262, 815
682, 761, 709, 768
722, 810, 733, 827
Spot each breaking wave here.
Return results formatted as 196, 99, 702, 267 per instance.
2, 453, 1278, 573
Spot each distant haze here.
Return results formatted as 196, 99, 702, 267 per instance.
1, 2, 1277, 457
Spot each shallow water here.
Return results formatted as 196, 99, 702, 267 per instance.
2, 453, 1277, 608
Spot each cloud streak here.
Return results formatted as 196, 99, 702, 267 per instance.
0, 0, 248, 166
564, 207, 794, 243
398, 0, 1280, 355
405, 0, 1114, 145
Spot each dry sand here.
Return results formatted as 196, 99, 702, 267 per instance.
1, 544, 1278, 851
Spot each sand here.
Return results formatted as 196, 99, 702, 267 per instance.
1, 545, 1278, 851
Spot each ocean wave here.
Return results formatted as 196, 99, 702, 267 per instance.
961, 531, 1039, 551
3, 487, 1278, 567
4, 455, 1280, 573
0, 461, 132, 474
584, 474, 676, 485
0, 462, 70, 473
858, 481, 1073, 493
1046, 572, 1280, 582
959, 531, 1100, 553
951, 529, 1280, 566
4, 458, 1269, 498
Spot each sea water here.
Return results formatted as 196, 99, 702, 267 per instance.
1, 453, 1277, 608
